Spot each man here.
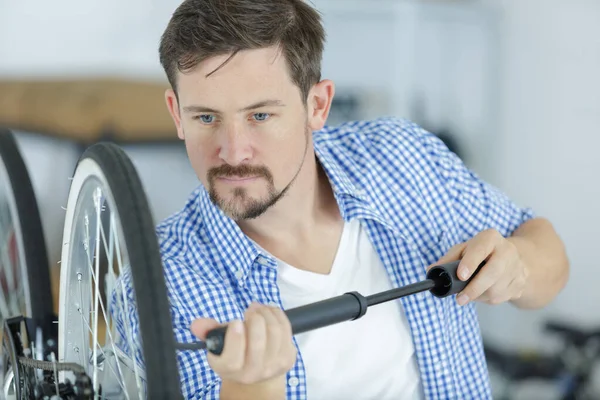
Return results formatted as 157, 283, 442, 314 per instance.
129, 0, 570, 398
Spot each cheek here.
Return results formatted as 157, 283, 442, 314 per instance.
267, 138, 307, 179
261, 120, 306, 150
183, 136, 214, 179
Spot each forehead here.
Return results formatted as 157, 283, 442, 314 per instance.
176, 47, 299, 106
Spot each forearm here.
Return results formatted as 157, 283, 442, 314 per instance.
508, 217, 569, 309
220, 375, 286, 400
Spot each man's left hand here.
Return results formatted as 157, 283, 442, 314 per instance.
431, 229, 529, 306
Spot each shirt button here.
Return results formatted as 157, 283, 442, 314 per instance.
268, 301, 279, 308
288, 377, 299, 387
258, 257, 270, 266
234, 269, 244, 280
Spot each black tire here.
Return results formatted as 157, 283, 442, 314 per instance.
76, 142, 182, 399
0, 129, 53, 321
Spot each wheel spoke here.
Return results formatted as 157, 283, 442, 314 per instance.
92, 187, 102, 395
76, 273, 87, 368
86, 211, 133, 399
58, 144, 182, 399
114, 226, 144, 398
77, 193, 144, 398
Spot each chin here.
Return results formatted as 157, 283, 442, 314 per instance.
223, 194, 275, 220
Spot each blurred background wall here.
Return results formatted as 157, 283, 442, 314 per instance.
1, 0, 599, 397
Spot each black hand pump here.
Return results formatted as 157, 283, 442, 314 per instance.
175, 260, 484, 355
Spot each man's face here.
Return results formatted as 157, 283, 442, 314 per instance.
167, 47, 312, 220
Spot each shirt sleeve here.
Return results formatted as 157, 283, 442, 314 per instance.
413, 122, 536, 242
170, 303, 224, 399
110, 263, 223, 399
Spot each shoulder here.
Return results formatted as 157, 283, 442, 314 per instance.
316, 117, 456, 193
155, 186, 205, 259
362, 117, 452, 166
317, 116, 434, 143
316, 117, 447, 165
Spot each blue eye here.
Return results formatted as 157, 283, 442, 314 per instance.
197, 114, 215, 124
253, 113, 270, 122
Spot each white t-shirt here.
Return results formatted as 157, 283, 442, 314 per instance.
274, 219, 424, 400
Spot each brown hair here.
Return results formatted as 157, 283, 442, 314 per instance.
159, 0, 325, 102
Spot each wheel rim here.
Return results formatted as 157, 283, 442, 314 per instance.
0, 149, 32, 321
59, 157, 146, 398
0, 129, 53, 323
0, 130, 52, 398
3, 367, 15, 397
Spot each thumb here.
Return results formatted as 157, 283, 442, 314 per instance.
190, 318, 221, 340
427, 242, 467, 272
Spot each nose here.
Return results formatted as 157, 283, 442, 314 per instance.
217, 124, 253, 166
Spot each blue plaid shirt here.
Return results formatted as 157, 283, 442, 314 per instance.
115, 117, 534, 399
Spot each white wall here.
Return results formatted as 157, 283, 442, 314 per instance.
1, 0, 198, 264
475, 0, 600, 349
1, 0, 599, 351
0, 0, 177, 80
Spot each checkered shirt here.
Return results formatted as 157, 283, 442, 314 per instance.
113, 117, 534, 399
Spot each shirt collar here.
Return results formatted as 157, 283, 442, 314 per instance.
313, 136, 370, 203
313, 135, 412, 241
198, 188, 263, 286
196, 134, 394, 286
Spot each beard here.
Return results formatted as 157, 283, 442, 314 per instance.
206, 125, 310, 221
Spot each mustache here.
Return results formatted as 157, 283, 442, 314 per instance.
208, 164, 273, 181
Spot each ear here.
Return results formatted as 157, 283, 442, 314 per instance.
306, 79, 335, 131
165, 88, 185, 140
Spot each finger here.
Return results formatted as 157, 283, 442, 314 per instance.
209, 303, 262, 373
427, 242, 467, 272
244, 306, 268, 374
479, 250, 525, 305
271, 306, 297, 368
502, 275, 525, 302
457, 234, 497, 281
246, 302, 261, 313
457, 253, 505, 305
479, 274, 514, 305
254, 306, 284, 370
207, 320, 246, 372
190, 318, 221, 340
271, 306, 293, 342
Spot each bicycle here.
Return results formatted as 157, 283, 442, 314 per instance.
1, 130, 490, 399
484, 319, 600, 400
0, 129, 55, 397
1, 133, 183, 399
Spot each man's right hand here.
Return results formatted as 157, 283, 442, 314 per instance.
190, 302, 297, 399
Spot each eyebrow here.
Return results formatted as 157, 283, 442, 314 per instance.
182, 99, 285, 114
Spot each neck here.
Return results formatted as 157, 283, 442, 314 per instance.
237, 154, 341, 247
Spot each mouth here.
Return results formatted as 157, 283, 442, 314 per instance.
216, 175, 260, 183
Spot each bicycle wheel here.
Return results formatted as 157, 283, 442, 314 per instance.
58, 142, 182, 399
0, 129, 54, 398
0, 129, 53, 324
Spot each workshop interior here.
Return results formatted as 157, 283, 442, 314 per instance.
1, 0, 599, 399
